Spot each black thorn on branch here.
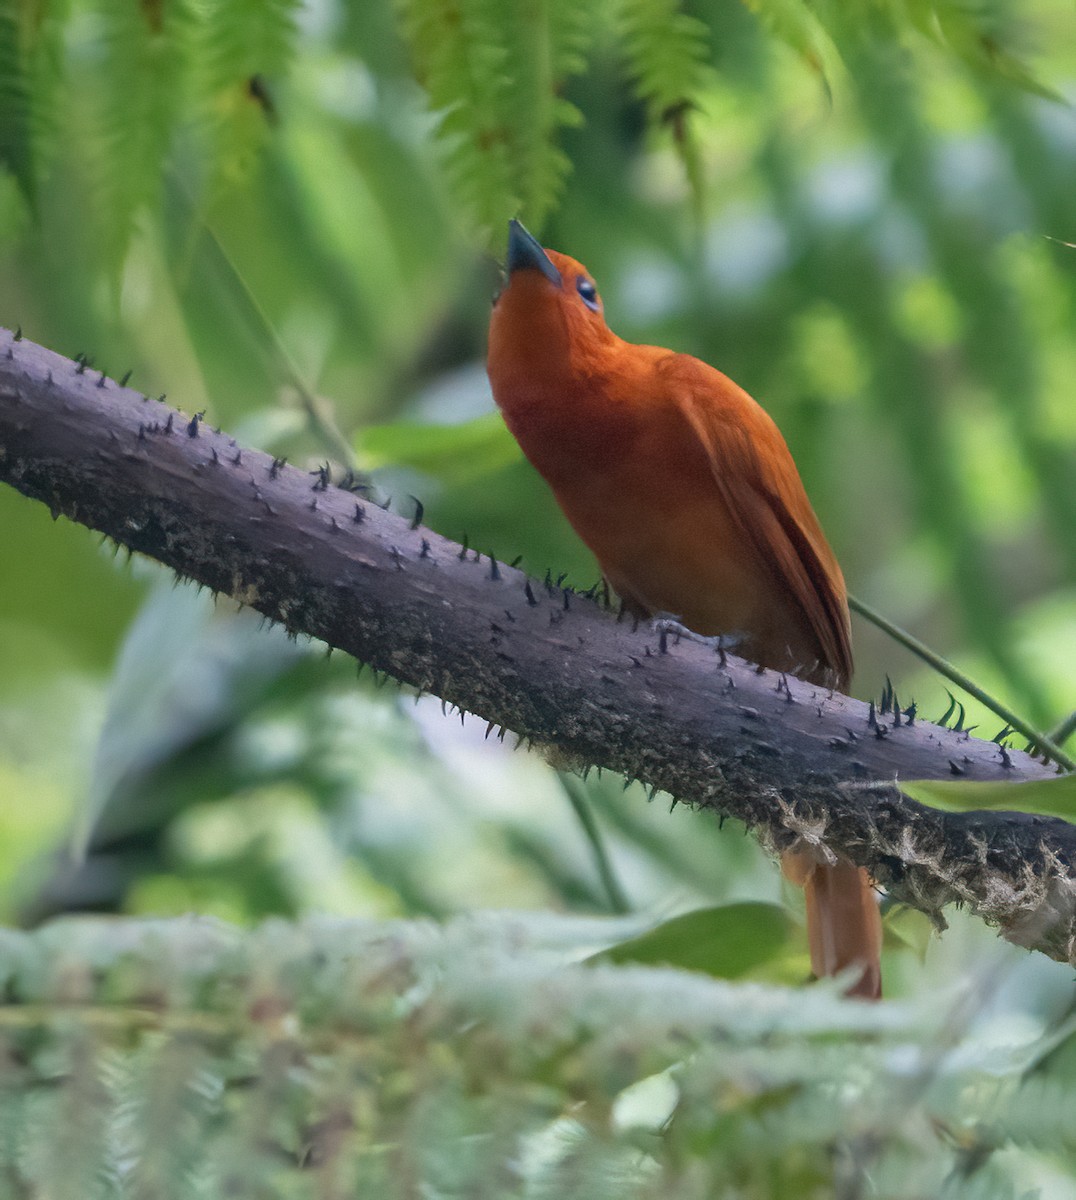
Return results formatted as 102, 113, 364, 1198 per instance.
1, 327, 1074, 963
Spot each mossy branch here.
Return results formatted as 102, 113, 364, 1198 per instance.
1, 327, 1075, 961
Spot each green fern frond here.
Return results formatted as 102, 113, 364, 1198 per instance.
972, 1073, 1076, 1152
398, 0, 595, 239
805, 0, 1059, 101
0, 4, 35, 204
922, 0, 1062, 100
614, 0, 712, 121
739, 0, 834, 85
613, 0, 714, 216
0, 0, 68, 208
110, 1034, 222, 1194
498, 0, 594, 228
196, 0, 301, 185
398, 0, 518, 237
0, 916, 1069, 1195
17, 1030, 113, 1200
89, 0, 197, 266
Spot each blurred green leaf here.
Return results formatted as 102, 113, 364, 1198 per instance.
0, 490, 145, 680
593, 901, 797, 979
0, 2, 34, 204
359, 412, 518, 481
882, 905, 935, 960
76, 574, 308, 854
738, 0, 834, 82
901, 775, 1076, 822
358, 415, 599, 579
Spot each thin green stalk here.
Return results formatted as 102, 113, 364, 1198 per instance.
558, 772, 632, 913
170, 171, 358, 470
1048, 711, 1076, 749
848, 594, 1074, 772
199, 223, 359, 469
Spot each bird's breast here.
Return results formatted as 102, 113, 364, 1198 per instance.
559, 449, 766, 633
497, 372, 644, 490
514, 396, 758, 625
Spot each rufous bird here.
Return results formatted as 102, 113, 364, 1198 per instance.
487, 219, 882, 999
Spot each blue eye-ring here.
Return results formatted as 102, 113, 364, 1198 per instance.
576, 277, 600, 311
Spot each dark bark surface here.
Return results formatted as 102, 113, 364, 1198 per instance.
2, 327, 1074, 961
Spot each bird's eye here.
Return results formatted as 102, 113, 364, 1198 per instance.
576, 277, 600, 311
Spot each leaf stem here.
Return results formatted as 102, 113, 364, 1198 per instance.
1048, 711, 1076, 750
558, 772, 632, 914
848, 594, 1074, 773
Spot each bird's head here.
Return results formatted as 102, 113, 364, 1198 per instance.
489, 220, 616, 382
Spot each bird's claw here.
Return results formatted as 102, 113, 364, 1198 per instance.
650, 615, 743, 653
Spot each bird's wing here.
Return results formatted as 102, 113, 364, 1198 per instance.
666, 354, 853, 686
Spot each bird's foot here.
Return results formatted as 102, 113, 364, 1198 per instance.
650, 615, 743, 653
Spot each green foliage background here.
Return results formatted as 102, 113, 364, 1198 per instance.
0, 0, 1075, 1193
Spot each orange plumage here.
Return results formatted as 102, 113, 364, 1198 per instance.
488, 220, 881, 998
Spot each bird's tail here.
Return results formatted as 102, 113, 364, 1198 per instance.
782, 851, 882, 1000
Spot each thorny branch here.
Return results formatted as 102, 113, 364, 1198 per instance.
2, 327, 1075, 962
